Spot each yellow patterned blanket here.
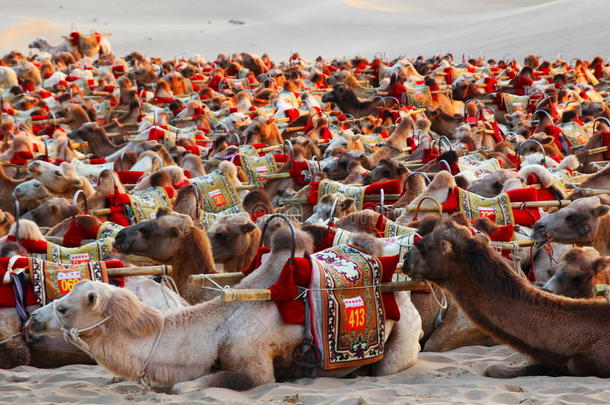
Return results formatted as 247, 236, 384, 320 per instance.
191, 171, 243, 214
96, 222, 124, 240
241, 153, 277, 184
38, 239, 114, 265
458, 153, 501, 179
318, 179, 366, 210
406, 83, 432, 108
557, 122, 590, 148
502, 94, 529, 114
382, 218, 417, 238
129, 187, 173, 223
458, 188, 514, 225
29, 258, 108, 305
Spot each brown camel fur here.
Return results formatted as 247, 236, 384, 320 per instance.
406, 218, 610, 377
543, 247, 610, 299
113, 209, 217, 303
207, 213, 261, 272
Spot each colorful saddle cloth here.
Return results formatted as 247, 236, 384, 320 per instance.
72, 158, 115, 183
502, 93, 529, 114
241, 153, 277, 184
406, 83, 432, 108
359, 134, 385, 153
28, 258, 108, 305
38, 238, 114, 265
557, 122, 590, 149
129, 187, 173, 223
318, 179, 366, 210
333, 229, 418, 267
96, 222, 124, 240
309, 245, 386, 370
458, 188, 514, 225
191, 171, 243, 214
382, 218, 417, 238
458, 153, 501, 179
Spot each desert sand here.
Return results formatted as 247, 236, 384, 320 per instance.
1, 0, 610, 403
0, 0, 608, 61
2, 345, 610, 404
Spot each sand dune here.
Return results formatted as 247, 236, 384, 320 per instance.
0, 0, 607, 60
1, 345, 610, 404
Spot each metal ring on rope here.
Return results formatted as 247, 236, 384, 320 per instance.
283, 139, 294, 159
517, 138, 547, 165
414, 195, 443, 219
405, 171, 432, 185
98, 169, 117, 191
532, 109, 554, 126
325, 198, 340, 231
383, 96, 401, 110
535, 95, 553, 111
476, 106, 495, 122
593, 117, 610, 132
14, 200, 20, 241
434, 136, 453, 153
260, 213, 297, 263
72, 189, 88, 215
565, 100, 581, 114
439, 159, 452, 173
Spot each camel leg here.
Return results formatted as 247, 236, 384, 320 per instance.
374, 292, 422, 375
485, 363, 567, 379
171, 371, 256, 394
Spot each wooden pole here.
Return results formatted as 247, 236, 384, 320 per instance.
16, 265, 173, 284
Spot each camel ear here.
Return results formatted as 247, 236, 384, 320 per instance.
156, 207, 171, 218
539, 137, 553, 144
240, 223, 256, 234
341, 199, 354, 211
592, 258, 607, 274
87, 290, 98, 306
593, 205, 610, 217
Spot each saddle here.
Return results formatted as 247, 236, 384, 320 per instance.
191, 171, 243, 214
458, 153, 501, 179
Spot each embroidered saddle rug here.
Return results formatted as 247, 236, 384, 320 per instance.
458, 153, 501, 179
458, 188, 514, 225
241, 153, 278, 184
129, 187, 174, 223
557, 122, 590, 149
28, 258, 108, 305
318, 179, 366, 210
382, 218, 417, 238
309, 245, 386, 370
191, 171, 243, 214
96, 222, 124, 240
502, 93, 529, 114
333, 229, 419, 267
72, 158, 115, 183
405, 83, 432, 108
38, 238, 114, 265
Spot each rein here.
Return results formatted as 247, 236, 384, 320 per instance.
53, 300, 112, 357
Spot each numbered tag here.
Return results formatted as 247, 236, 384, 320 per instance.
344, 296, 366, 331
478, 207, 497, 222
57, 270, 83, 295
208, 189, 227, 207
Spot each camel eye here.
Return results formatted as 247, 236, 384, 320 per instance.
34, 183, 40, 188
57, 306, 68, 315
565, 214, 577, 223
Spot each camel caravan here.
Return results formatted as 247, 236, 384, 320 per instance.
0, 31, 610, 392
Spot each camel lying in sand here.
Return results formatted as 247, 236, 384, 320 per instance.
28, 224, 422, 391
405, 218, 610, 378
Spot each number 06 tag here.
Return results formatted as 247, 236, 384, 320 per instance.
344, 296, 366, 331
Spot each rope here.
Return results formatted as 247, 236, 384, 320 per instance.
424, 280, 448, 309
53, 300, 112, 358
138, 318, 165, 388
0, 331, 23, 345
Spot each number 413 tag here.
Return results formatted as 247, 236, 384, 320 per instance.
344, 296, 366, 331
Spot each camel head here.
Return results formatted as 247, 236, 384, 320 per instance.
532, 197, 610, 244
28, 37, 48, 50
28, 280, 162, 339
68, 122, 107, 144
321, 84, 354, 104
364, 158, 406, 185
114, 208, 199, 262
467, 169, 519, 198
207, 213, 260, 264
27, 160, 79, 194
542, 247, 606, 298
242, 116, 281, 145
22, 198, 81, 228
304, 193, 355, 225
13, 178, 51, 202
404, 218, 488, 284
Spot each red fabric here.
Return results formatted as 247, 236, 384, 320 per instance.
105, 192, 132, 226
320, 127, 333, 142
5, 236, 48, 253
485, 77, 498, 93
306, 180, 402, 207
289, 161, 312, 185
116, 171, 144, 185
602, 132, 610, 160
284, 109, 300, 122
312, 228, 335, 252
173, 178, 190, 189
148, 127, 165, 141
489, 224, 515, 241
241, 247, 272, 276
422, 149, 439, 163
389, 83, 406, 99
182, 144, 200, 155
544, 125, 568, 154
88, 158, 107, 164
444, 67, 453, 84
10, 151, 33, 165
513, 75, 533, 96
0, 257, 37, 307
378, 255, 401, 321
273, 154, 289, 163
63, 221, 101, 247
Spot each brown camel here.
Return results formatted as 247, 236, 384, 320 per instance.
22, 198, 81, 228
207, 213, 261, 272
0, 165, 30, 212
113, 209, 217, 303
321, 85, 383, 118
532, 197, 610, 255
405, 218, 610, 378
543, 247, 610, 298
28, 228, 421, 391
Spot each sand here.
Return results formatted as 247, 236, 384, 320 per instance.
1, 0, 610, 403
0, 0, 608, 61
2, 345, 610, 404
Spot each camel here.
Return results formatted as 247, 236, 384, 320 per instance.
569, 165, 610, 199
207, 213, 261, 272
242, 116, 283, 145
364, 158, 407, 185
28, 227, 421, 391
467, 170, 520, 198
0, 66, 18, 89
321, 85, 383, 118
21, 198, 81, 228
543, 247, 610, 298
0, 165, 30, 212
113, 209, 217, 304
304, 193, 355, 224
531, 197, 610, 255
405, 218, 610, 378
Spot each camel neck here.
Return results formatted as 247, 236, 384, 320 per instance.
444, 254, 602, 363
